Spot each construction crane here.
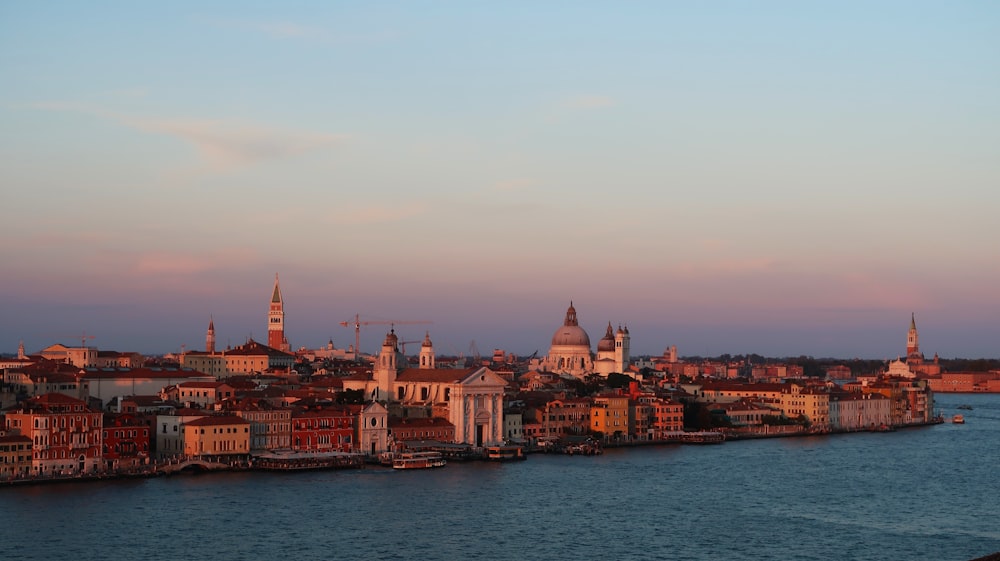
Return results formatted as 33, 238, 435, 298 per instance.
339, 314, 431, 358
399, 340, 422, 357
50, 332, 96, 348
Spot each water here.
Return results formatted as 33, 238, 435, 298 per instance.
2, 393, 998, 561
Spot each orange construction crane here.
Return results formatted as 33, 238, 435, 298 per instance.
339, 314, 431, 358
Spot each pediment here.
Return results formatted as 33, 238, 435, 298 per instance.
459, 367, 508, 388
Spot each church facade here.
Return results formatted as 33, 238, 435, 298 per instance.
344, 330, 507, 447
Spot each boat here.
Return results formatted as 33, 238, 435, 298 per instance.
952, 414, 965, 424
392, 451, 446, 470
957, 405, 973, 411
484, 445, 526, 462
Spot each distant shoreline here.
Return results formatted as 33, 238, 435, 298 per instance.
1, 420, 948, 488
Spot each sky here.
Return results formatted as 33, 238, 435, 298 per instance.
2, 2, 998, 360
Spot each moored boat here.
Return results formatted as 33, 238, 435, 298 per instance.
392, 452, 446, 470
484, 445, 526, 462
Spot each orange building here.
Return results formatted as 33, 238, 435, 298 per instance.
4, 393, 103, 475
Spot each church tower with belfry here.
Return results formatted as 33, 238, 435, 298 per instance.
206, 317, 216, 354
419, 331, 435, 369
906, 312, 921, 360
614, 324, 631, 374
268, 274, 290, 352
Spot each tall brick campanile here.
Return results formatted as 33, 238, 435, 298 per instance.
268, 273, 289, 352
906, 313, 920, 359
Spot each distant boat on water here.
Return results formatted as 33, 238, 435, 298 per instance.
952, 414, 965, 424
392, 451, 446, 470
957, 404, 973, 411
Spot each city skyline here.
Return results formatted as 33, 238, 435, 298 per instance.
2, 3, 998, 359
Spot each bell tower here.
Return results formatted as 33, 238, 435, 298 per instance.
374, 329, 402, 400
615, 325, 631, 374
906, 313, 920, 359
419, 331, 435, 369
268, 274, 289, 352
206, 316, 216, 354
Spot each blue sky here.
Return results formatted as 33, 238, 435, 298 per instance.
1, 2, 998, 359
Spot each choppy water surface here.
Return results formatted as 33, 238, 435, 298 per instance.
2, 393, 998, 561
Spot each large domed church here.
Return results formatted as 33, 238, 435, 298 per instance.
540, 302, 630, 378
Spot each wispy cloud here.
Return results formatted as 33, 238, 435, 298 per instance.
127, 117, 345, 170
128, 248, 260, 277
26, 101, 345, 171
334, 203, 428, 225
675, 257, 778, 277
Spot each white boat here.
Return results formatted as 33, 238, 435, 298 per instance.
952, 414, 965, 424
392, 451, 446, 470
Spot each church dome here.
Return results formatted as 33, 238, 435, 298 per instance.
552, 325, 591, 347
550, 302, 591, 348
597, 323, 615, 352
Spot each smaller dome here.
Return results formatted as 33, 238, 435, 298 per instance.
598, 323, 615, 352
422, 331, 433, 347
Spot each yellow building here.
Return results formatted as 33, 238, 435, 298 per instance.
591, 393, 630, 439
780, 385, 830, 429
182, 415, 250, 458
0, 433, 33, 478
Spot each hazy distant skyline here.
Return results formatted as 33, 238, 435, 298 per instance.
2, 2, 998, 359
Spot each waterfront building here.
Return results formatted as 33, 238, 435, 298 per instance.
354, 401, 389, 456
542, 398, 593, 438
503, 407, 524, 443
779, 385, 830, 429
389, 417, 456, 442
227, 399, 292, 452
644, 396, 685, 439
102, 412, 151, 471
4, 393, 103, 475
707, 399, 774, 428
925, 371, 998, 393
0, 433, 33, 478
155, 409, 209, 458
863, 381, 908, 426
686, 381, 785, 406
590, 393, 630, 439
828, 391, 892, 431
291, 406, 354, 452
182, 415, 250, 459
